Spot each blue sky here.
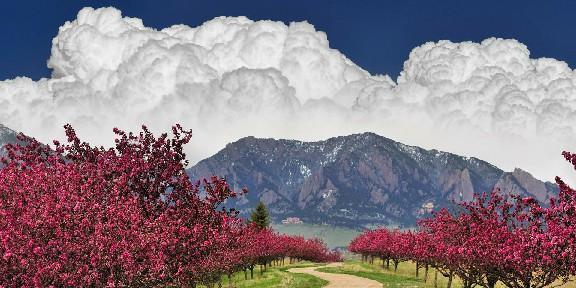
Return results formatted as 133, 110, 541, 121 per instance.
1, 0, 575, 81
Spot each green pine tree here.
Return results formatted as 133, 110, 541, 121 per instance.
250, 201, 270, 229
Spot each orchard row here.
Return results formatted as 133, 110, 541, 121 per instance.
350, 151, 576, 288
0, 125, 340, 287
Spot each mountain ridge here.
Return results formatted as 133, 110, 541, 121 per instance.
187, 132, 558, 228
0, 124, 19, 157
0, 125, 557, 228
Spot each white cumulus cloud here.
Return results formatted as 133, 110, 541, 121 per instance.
1, 7, 575, 184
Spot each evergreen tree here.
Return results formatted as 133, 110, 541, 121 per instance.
250, 201, 270, 229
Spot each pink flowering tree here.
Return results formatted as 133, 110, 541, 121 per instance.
0, 124, 246, 287
351, 175, 574, 288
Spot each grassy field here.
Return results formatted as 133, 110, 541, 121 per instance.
199, 261, 328, 288
318, 265, 421, 287
198, 256, 576, 288
272, 223, 362, 249
317, 259, 455, 288
325, 259, 576, 288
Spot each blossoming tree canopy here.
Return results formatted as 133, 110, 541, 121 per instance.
0, 124, 341, 287
0, 124, 247, 286
349, 150, 576, 288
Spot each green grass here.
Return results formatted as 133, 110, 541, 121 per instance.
323, 259, 576, 288
200, 261, 328, 288
272, 223, 361, 249
318, 267, 421, 287
364, 260, 459, 288
281, 271, 328, 288
316, 259, 464, 288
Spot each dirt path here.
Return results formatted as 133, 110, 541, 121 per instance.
288, 263, 383, 288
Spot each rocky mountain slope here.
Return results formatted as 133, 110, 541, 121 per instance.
0, 124, 18, 157
187, 133, 558, 227
0, 125, 556, 228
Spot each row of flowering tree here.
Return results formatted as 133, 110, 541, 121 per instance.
350, 151, 576, 288
237, 228, 342, 280
0, 124, 340, 287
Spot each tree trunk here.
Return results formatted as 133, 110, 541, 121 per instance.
424, 264, 429, 283
447, 272, 453, 288
228, 273, 232, 288
394, 261, 398, 272
250, 267, 254, 279
486, 274, 497, 288
244, 269, 248, 280
416, 261, 420, 277
434, 270, 438, 288
386, 259, 390, 269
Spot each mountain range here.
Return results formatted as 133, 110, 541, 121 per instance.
0, 125, 558, 228
0, 125, 19, 157
187, 133, 558, 228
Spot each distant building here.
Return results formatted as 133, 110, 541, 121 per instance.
281, 217, 303, 224
417, 201, 435, 215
